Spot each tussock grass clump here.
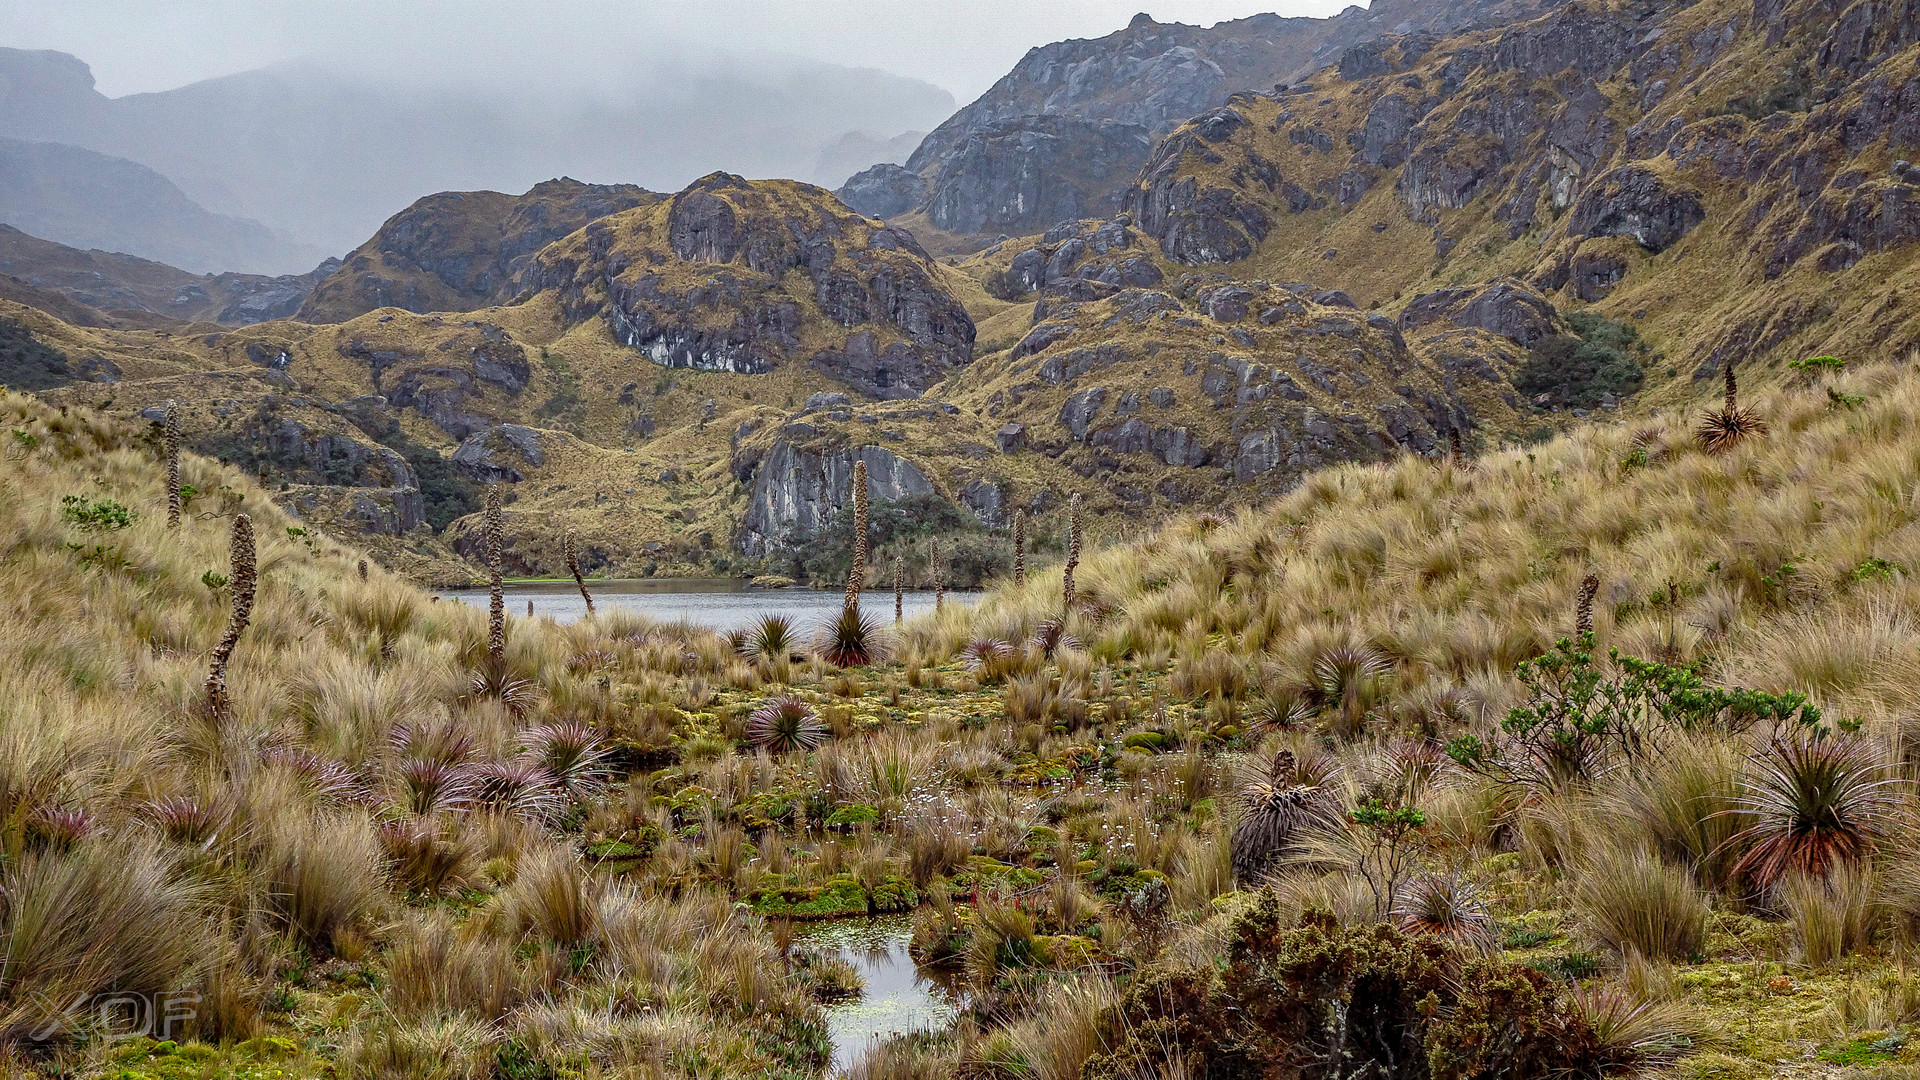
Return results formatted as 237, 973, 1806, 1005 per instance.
747, 695, 828, 753
1574, 845, 1710, 961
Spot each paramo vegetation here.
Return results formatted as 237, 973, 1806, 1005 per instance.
4, 350, 1920, 1080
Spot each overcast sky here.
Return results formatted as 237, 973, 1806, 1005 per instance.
1, 0, 1353, 100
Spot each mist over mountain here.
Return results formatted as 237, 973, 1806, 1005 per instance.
0, 136, 327, 274
0, 46, 954, 269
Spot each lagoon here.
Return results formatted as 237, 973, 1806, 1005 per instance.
437, 577, 975, 632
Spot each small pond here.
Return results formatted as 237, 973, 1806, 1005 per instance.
436, 578, 975, 632
793, 914, 961, 1075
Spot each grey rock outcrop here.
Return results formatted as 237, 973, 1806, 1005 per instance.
738, 441, 939, 556
451, 424, 545, 483
836, 163, 930, 220
1400, 279, 1563, 345
921, 116, 1154, 236
1567, 165, 1705, 253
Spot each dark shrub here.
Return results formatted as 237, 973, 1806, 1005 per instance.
1083, 892, 1679, 1080
1516, 312, 1652, 410
0, 316, 76, 391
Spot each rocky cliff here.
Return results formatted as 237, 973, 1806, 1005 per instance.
297, 179, 660, 323
1106, 0, 1920, 381
840, 0, 1569, 248
528, 173, 975, 399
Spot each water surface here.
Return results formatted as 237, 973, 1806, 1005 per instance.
793, 914, 961, 1075
438, 578, 974, 632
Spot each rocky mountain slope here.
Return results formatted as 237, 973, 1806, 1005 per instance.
839, 0, 1568, 248
0, 136, 328, 275
0, 224, 339, 326
297, 179, 661, 323
16, 0, 1920, 587
11, 169, 1539, 585
1087, 0, 1920, 385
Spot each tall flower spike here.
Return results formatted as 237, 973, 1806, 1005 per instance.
930, 537, 944, 611
845, 459, 868, 613
486, 484, 505, 666
205, 514, 255, 721
1576, 574, 1599, 637
164, 400, 182, 528
1012, 508, 1026, 587
1064, 493, 1082, 612
565, 528, 594, 615
894, 554, 905, 625
1698, 359, 1768, 454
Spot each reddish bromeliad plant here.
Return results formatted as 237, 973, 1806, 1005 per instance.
1730, 733, 1902, 893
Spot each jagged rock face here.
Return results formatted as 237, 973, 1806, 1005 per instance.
906, 2, 1552, 177
1107, 0, 1920, 374
1131, 105, 1290, 264
966, 275, 1525, 499
299, 179, 659, 323
738, 440, 937, 556
530, 173, 975, 399
998, 218, 1165, 296
1567, 165, 1704, 252
1400, 279, 1563, 344
836, 163, 929, 220
860, 0, 1565, 249
921, 116, 1155, 236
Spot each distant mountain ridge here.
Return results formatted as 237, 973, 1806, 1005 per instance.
0, 224, 337, 326
0, 47, 954, 263
0, 136, 328, 275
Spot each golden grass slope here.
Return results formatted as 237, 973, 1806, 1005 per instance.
930, 349, 1920, 732
0, 389, 834, 1077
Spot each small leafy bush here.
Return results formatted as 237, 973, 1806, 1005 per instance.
60, 495, 135, 531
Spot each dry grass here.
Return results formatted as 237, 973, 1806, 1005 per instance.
9, 356, 1920, 1078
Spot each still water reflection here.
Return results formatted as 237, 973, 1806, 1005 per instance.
437, 578, 974, 632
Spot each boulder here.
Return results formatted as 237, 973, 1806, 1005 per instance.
1059, 387, 1110, 440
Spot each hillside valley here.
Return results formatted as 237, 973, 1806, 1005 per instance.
0, 0, 1916, 598
7, 1, 1920, 1078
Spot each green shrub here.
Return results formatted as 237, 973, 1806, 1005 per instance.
1516, 312, 1652, 409
60, 495, 135, 531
